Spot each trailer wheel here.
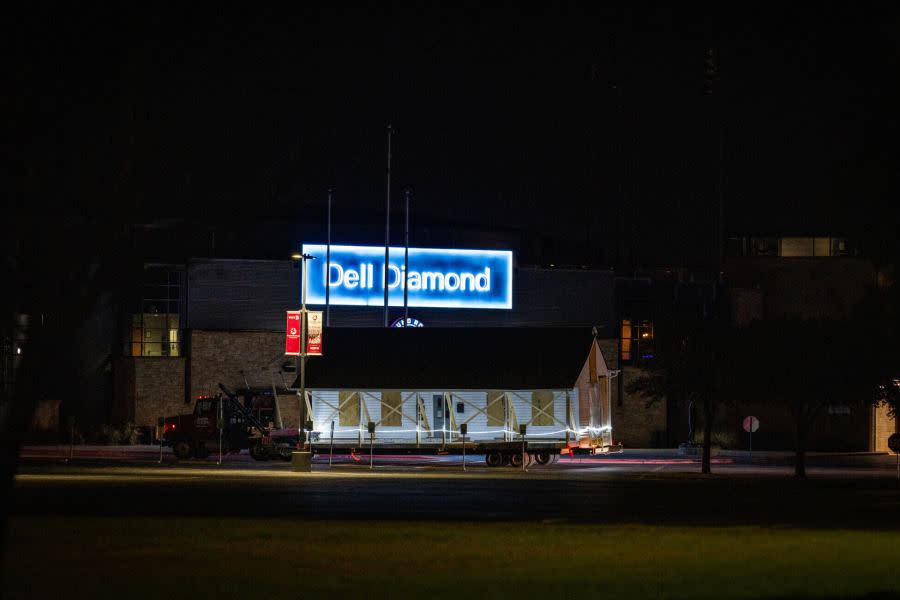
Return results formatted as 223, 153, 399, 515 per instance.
509, 452, 524, 468
172, 439, 192, 460
534, 450, 552, 465
485, 450, 504, 468
249, 443, 269, 461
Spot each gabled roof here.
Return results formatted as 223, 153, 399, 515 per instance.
296, 327, 598, 390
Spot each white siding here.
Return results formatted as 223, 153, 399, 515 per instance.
311, 388, 586, 445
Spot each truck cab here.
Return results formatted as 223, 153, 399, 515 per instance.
162, 394, 253, 459
162, 389, 302, 461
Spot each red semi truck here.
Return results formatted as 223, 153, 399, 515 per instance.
161, 384, 304, 460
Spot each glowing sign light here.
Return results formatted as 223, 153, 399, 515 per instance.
301, 244, 513, 309
391, 317, 424, 328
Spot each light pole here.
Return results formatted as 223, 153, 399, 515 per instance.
291, 251, 316, 441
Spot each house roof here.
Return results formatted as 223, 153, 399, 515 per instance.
295, 327, 598, 390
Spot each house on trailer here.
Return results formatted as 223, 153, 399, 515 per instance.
297, 328, 620, 452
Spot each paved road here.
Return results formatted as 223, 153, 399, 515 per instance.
12, 454, 900, 528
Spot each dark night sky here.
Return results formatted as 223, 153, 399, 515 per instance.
8, 4, 900, 266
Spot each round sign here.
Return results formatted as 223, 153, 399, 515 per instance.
391, 317, 424, 328
742, 416, 760, 433
888, 433, 900, 454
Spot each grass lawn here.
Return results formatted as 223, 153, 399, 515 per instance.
4, 517, 899, 599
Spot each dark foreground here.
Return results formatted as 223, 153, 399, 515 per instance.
4, 460, 900, 599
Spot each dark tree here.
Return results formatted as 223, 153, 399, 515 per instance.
743, 320, 884, 478
627, 314, 743, 474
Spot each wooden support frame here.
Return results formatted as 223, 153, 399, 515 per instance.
505, 390, 568, 430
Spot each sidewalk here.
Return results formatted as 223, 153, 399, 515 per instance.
21, 444, 173, 460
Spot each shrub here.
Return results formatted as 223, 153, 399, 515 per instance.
694, 430, 736, 449
119, 422, 143, 445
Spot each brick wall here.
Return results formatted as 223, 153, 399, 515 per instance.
872, 402, 898, 453
135, 358, 187, 426
616, 366, 667, 448
189, 330, 287, 401
113, 357, 186, 427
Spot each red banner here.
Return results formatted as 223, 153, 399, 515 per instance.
285, 311, 301, 355
306, 311, 323, 356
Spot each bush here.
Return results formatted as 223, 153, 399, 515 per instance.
71, 422, 150, 445
694, 430, 737, 449
119, 422, 143, 445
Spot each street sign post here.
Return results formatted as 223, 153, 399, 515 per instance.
743, 416, 760, 463
519, 424, 528, 472
368, 421, 376, 470
157, 416, 164, 464
460, 423, 468, 472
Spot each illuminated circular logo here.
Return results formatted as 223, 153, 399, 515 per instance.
391, 317, 424, 328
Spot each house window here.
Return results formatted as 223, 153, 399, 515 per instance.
621, 319, 654, 362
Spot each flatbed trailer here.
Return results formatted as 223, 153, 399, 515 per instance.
309, 439, 622, 467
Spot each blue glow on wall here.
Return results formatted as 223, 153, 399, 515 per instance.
301, 244, 513, 309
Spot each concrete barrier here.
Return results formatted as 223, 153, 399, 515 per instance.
291, 451, 312, 472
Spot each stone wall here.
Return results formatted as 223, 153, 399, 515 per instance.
616, 366, 667, 448
189, 330, 287, 400
872, 402, 898, 453
113, 357, 186, 427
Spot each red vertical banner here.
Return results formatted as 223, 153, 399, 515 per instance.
306, 311, 323, 356
285, 311, 302, 356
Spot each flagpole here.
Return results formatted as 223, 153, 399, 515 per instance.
383, 124, 392, 327
404, 188, 410, 326
326, 188, 332, 327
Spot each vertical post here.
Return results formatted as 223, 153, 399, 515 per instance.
218, 397, 223, 465
329, 420, 335, 467
300, 257, 308, 437
749, 429, 752, 464
326, 189, 332, 327
383, 124, 392, 328
368, 422, 375, 470
158, 417, 164, 464
460, 423, 467, 472
415, 393, 420, 448
67, 416, 75, 463
357, 393, 363, 446
404, 188, 410, 325
565, 390, 571, 445
520, 424, 527, 472
441, 394, 447, 447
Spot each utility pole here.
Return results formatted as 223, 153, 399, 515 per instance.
384, 124, 393, 327
291, 251, 316, 434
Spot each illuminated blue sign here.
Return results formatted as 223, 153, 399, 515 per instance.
391, 317, 424, 328
301, 244, 513, 309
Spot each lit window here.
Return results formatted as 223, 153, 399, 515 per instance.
621, 319, 653, 362
780, 237, 815, 257
124, 266, 183, 357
